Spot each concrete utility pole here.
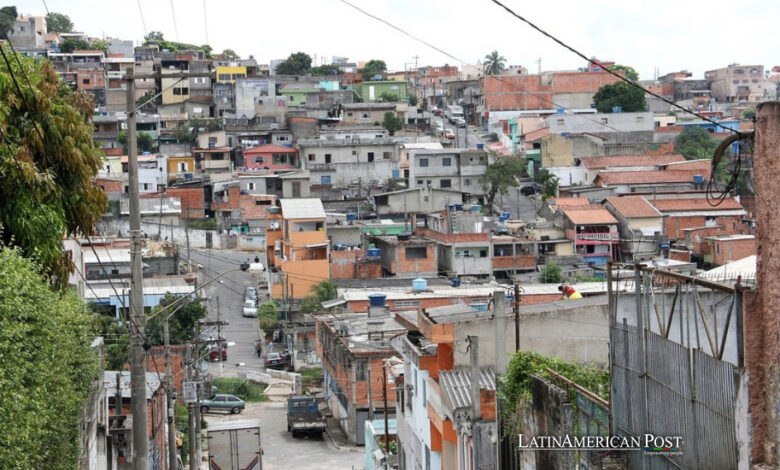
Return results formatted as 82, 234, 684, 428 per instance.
163, 313, 177, 470
126, 67, 149, 470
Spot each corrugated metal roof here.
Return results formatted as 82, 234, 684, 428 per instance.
439, 367, 496, 411
103, 370, 162, 399
280, 198, 325, 219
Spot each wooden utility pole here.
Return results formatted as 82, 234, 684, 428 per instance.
126, 67, 149, 470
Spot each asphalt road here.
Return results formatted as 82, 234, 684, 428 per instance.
184, 248, 266, 378
205, 401, 364, 470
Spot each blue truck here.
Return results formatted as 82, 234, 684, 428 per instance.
286, 396, 326, 438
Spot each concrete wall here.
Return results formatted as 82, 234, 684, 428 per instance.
546, 111, 654, 135
97, 218, 221, 249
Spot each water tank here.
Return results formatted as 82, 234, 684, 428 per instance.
612, 106, 622, 113
346, 213, 357, 221
501, 212, 512, 219
556, 108, 565, 114
450, 278, 461, 288
392, 170, 400, 179
208, 141, 216, 148
693, 175, 705, 184
453, 203, 464, 211
476, 143, 485, 150
470, 204, 481, 212
184, 173, 193, 180
412, 278, 428, 291
367, 248, 381, 257
368, 294, 387, 307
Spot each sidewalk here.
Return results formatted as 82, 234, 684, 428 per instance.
323, 413, 353, 450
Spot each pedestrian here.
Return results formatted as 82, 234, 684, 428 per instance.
558, 284, 583, 300
255, 339, 262, 357
267, 339, 273, 352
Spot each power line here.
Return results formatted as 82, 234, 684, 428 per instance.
136, 0, 148, 37
202, 0, 209, 45
40, 0, 50, 15
169, 0, 180, 42
486, 0, 738, 133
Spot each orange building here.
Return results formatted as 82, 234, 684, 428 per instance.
266, 199, 330, 302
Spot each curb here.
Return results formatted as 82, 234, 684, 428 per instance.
323, 427, 345, 451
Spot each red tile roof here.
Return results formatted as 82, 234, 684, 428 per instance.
244, 144, 298, 155
578, 154, 685, 169
553, 197, 592, 209
651, 198, 744, 212
597, 170, 702, 185
562, 207, 618, 225
663, 160, 711, 172
605, 196, 663, 218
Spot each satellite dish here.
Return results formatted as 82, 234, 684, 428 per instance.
197, 360, 209, 374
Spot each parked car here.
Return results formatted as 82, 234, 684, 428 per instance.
200, 394, 245, 414
207, 345, 227, 362
242, 300, 258, 317
455, 117, 466, 128
244, 286, 258, 303
433, 109, 443, 117
265, 352, 287, 370
444, 129, 455, 139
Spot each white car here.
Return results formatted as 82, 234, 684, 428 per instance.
444, 129, 455, 140
242, 300, 258, 317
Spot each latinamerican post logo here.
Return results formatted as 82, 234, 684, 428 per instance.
518, 434, 683, 456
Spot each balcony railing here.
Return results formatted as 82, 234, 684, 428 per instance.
576, 233, 620, 242
307, 163, 336, 171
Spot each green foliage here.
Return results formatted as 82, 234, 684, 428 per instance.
211, 378, 268, 402
221, 49, 240, 60
361, 59, 387, 81
388, 439, 398, 455
0, 247, 99, 469
534, 168, 558, 198
380, 91, 399, 102
118, 130, 156, 153
674, 126, 717, 160
310, 64, 341, 76
188, 219, 217, 230
175, 403, 189, 465
408, 95, 418, 106
502, 350, 609, 416
94, 314, 130, 370
59, 38, 90, 53
299, 280, 338, 315
299, 367, 323, 389
0, 7, 18, 38
46, 12, 74, 33
275, 52, 312, 75
607, 64, 639, 81
482, 155, 525, 212
741, 107, 756, 120
483, 50, 506, 75
90, 39, 109, 55
146, 294, 207, 346
539, 262, 563, 283
592, 81, 646, 113
382, 111, 404, 136
258, 301, 280, 330
143, 31, 213, 57
0, 44, 107, 288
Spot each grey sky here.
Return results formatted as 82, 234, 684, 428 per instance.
14, 0, 779, 79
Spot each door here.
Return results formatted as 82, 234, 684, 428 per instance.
355, 409, 369, 445
321, 175, 331, 186
292, 181, 301, 198
206, 232, 213, 248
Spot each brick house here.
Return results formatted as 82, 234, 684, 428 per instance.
560, 207, 620, 265
243, 144, 299, 171
701, 235, 756, 266
371, 235, 439, 278
651, 198, 748, 240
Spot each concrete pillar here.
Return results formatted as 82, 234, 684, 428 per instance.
750, 102, 780, 465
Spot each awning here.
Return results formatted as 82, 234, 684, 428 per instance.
321, 298, 346, 309
305, 242, 329, 248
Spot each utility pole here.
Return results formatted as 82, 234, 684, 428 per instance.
514, 283, 521, 351
217, 296, 223, 378
381, 362, 390, 457
186, 343, 197, 470
163, 312, 177, 470
126, 67, 150, 470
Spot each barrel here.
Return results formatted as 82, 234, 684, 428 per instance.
368, 294, 387, 307
470, 205, 481, 212
412, 278, 428, 291
476, 143, 484, 150
346, 213, 357, 221
367, 248, 381, 257
450, 278, 461, 288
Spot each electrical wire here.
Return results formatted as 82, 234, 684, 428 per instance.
169, 0, 180, 42
202, 0, 210, 46
136, 0, 148, 38
486, 0, 739, 134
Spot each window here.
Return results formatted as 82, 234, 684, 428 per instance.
375, 135, 383, 139
557, 119, 564, 125
218, 74, 231, 80
716, 244, 720, 254
417, 179, 424, 185
308, 154, 316, 162
734, 69, 744, 74
406, 247, 428, 259
424, 195, 429, 201
321, 175, 331, 185
394, 300, 421, 308
383, 152, 391, 160
347, 112, 353, 117
173, 87, 189, 95
82, 78, 90, 85
636, 116, 644, 123
142, 183, 150, 190
231, 73, 245, 80
211, 153, 225, 160
178, 162, 187, 171
480, 249, 488, 257
352, 150, 358, 155
255, 200, 271, 206
253, 157, 264, 164
247, 183, 256, 191
464, 178, 471, 186
362, 112, 370, 119
442, 157, 452, 167
419, 158, 429, 167
440, 179, 452, 188
367, 152, 375, 162
325, 154, 332, 164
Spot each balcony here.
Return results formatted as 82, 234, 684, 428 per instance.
307, 163, 336, 171
576, 233, 620, 243
289, 231, 327, 247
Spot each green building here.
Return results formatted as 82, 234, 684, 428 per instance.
356, 80, 407, 102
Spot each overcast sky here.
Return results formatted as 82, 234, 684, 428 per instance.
13, 0, 779, 79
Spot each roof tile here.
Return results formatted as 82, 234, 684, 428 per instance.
597, 170, 703, 185
562, 207, 618, 225
605, 196, 663, 218
652, 198, 744, 212
579, 154, 685, 169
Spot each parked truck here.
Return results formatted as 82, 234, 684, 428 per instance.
207, 419, 263, 470
287, 396, 326, 438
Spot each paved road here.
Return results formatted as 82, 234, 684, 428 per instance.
204, 400, 364, 469
184, 248, 266, 378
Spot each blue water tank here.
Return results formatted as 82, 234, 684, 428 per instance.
470, 205, 481, 212
412, 278, 428, 291
392, 170, 400, 179
693, 175, 704, 184
476, 143, 485, 150
612, 106, 622, 113
556, 108, 565, 114
184, 173, 193, 180
450, 278, 461, 288
346, 213, 357, 221
453, 203, 465, 211
367, 248, 381, 257
368, 294, 387, 307
501, 212, 512, 219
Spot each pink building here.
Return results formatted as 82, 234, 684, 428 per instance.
243, 144, 299, 171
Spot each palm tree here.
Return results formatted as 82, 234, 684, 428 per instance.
310, 280, 338, 302
483, 50, 506, 75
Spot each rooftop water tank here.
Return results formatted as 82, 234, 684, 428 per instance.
693, 175, 705, 184
412, 278, 428, 291
368, 293, 387, 307
476, 143, 485, 150
346, 213, 357, 221
450, 278, 461, 288
470, 205, 481, 212
367, 248, 381, 257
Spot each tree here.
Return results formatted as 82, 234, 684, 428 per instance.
534, 168, 559, 199
95, 314, 130, 370
144, 31, 165, 42
221, 49, 240, 60
592, 81, 646, 113
674, 126, 717, 160
310, 64, 341, 76
258, 301, 280, 330
275, 52, 312, 75
0, 247, 98, 468
59, 38, 90, 53
118, 130, 156, 153
380, 91, 399, 102
146, 294, 208, 346
539, 262, 563, 283
0, 6, 17, 38
45, 12, 74, 33
382, 111, 404, 136
361, 59, 387, 81
742, 107, 756, 120
408, 95, 418, 106
482, 155, 525, 211
0, 44, 107, 288
483, 50, 506, 75
90, 39, 109, 55
607, 64, 639, 81
300, 280, 338, 314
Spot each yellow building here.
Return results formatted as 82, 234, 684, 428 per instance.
166, 156, 195, 180
216, 66, 247, 84
266, 199, 330, 301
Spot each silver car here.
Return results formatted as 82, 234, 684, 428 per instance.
242, 300, 258, 317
